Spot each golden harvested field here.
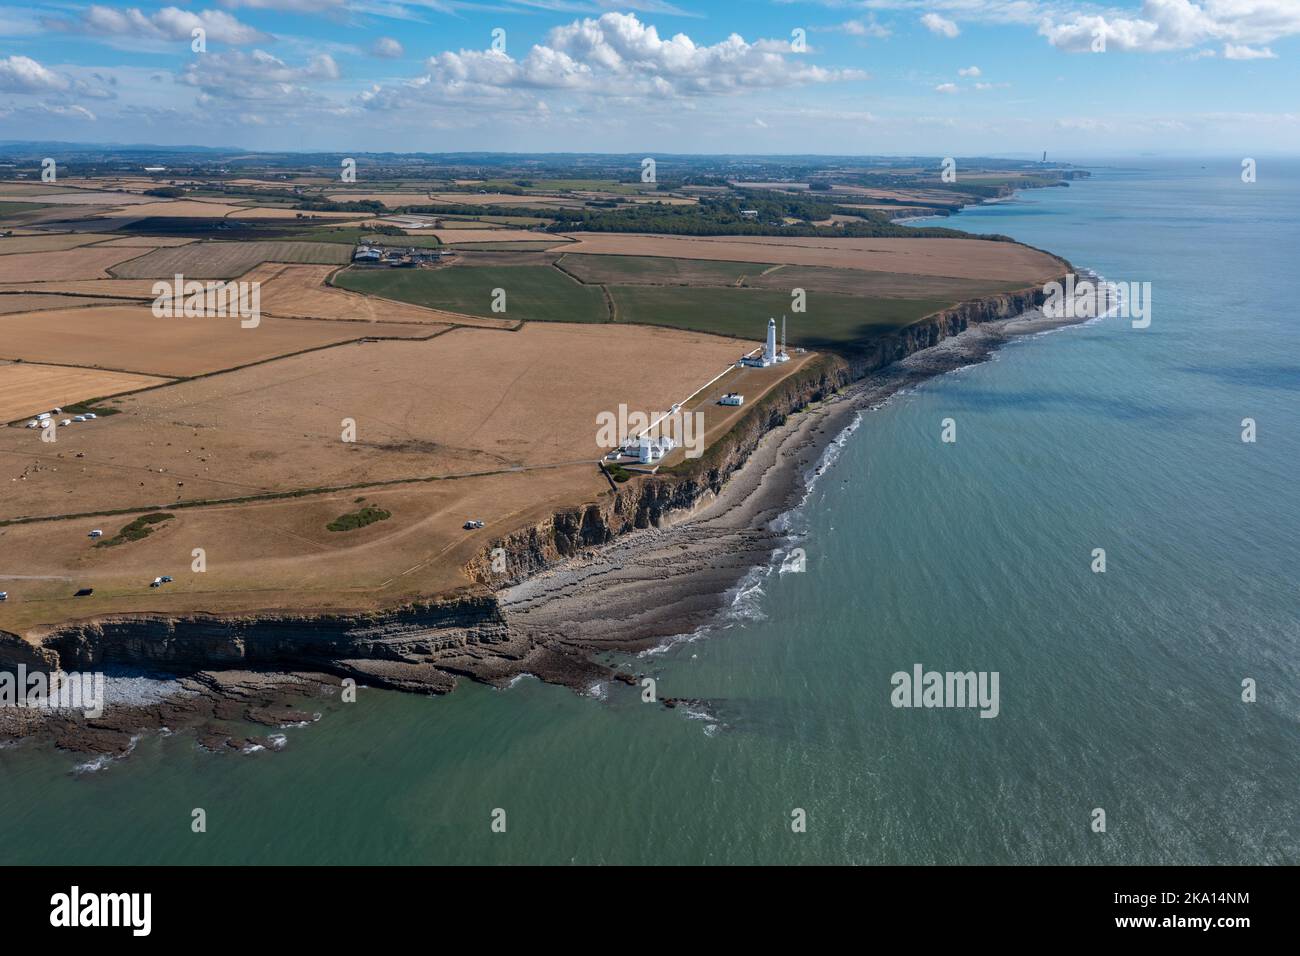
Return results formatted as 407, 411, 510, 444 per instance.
433, 229, 564, 244
246, 263, 514, 327
556, 234, 1064, 282
0, 305, 445, 377
0, 322, 754, 522
430, 193, 584, 208
0, 465, 605, 631
0, 293, 124, 314
0, 278, 162, 298
0, 246, 152, 282
0, 361, 170, 421
110, 240, 352, 279
96, 199, 250, 218
325, 192, 433, 207
0, 234, 106, 254
56, 177, 178, 193
93, 236, 197, 248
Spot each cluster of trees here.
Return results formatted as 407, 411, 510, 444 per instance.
293, 198, 388, 213
542, 191, 989, 240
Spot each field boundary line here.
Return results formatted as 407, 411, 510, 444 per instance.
0, 457, 602, 528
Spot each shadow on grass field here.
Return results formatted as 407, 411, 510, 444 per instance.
334, 264, 609, 322
609, 285, 952, 350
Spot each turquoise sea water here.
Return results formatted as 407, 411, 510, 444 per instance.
2, 158, 1296, 865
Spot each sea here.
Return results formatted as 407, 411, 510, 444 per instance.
1, 157, 1295, 865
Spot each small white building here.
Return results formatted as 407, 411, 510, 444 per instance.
635, 435, 677, 464
719, 393, 744, 406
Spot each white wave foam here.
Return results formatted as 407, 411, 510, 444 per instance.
73, 734, 140, 774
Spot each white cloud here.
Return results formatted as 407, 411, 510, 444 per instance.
935, 81, 959, 93
958, 65, 981, 76
839, 18, 892, 39
372, 37, 404, 59
180, 49, 341, 104
921, 13, 961, 38
1040, 0, 1300, 54
219, 0, 347, 10
45, 6, 269, 46
0, 55, 69, 93
808, 0, 1300, 55
1223, 42, 1276, 59
363, 12, 866, 111
43, 103, 98, 121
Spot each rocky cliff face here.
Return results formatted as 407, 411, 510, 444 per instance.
463, 281, 1054, 586
1, 279, 1057, 688
1, 597, 510, 690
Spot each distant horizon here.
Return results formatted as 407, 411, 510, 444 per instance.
3, 3, 1297, 154
2, 142, 1297, 164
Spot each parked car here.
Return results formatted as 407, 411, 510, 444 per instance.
89, 529, 103, 538
74, 588, 94, 597
0, 591, 7, 602
150, 577, 163, 588
84, 413, 97, 420
58, 419, 72, 427
161, 575, 173, 583
72, 415, 87, 422
463, 519, 485, 529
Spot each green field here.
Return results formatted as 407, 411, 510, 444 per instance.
746, 264, 1023, 300
609, 286, 952, 349
479, 178, 645, 195
0, 202, 51, 216
559, 254, 760, 286
335, 264, 608, 323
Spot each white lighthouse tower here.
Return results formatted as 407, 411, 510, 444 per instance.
741, 317, 793, 368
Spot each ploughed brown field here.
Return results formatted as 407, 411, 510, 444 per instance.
109, 240, 352, 279
0, 293, 126, 314
0, 362, 171, 421
556, 234, 1064, 282
0, 278, 178, 298
0, 246, 155, 282
0, 234, 108, 254
0, 305, 446, 377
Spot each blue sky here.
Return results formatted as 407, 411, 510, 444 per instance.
1, 1, 1297, 156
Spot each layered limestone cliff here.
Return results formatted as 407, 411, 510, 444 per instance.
0, 278, 1060, 692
